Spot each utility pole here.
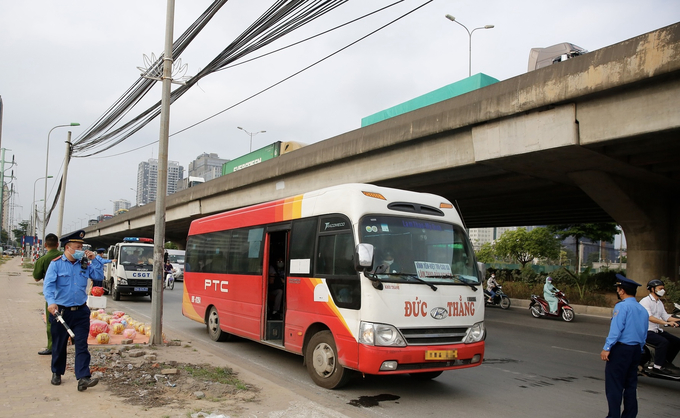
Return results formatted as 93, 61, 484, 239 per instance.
150, 0, 176, 345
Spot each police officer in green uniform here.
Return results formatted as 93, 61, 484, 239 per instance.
32, 233, 63, 355
600, 274, 649, 418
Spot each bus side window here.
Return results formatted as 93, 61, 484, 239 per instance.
316, 232, 360, 309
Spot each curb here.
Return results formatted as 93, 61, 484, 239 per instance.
509, 298, 613, 318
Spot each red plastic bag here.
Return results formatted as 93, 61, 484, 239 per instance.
91, 287, 104, 297
89, 320, 109, 338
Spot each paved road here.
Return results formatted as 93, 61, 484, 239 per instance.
107, 285, 680, 417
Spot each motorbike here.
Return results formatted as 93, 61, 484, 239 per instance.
529, 290, 574, 322
163, 271, 175, 290
484, 286, 511, 309
638, 302, 680, 381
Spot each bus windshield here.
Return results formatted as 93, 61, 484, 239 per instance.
359, 215, 479, 285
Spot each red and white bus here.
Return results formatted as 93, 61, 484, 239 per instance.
182, 184, 485, 388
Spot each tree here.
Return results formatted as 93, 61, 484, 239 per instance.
475, 242, 496, 264
494, 227, 560, 267
12, 220, 30, 242
548, 223, 619, 271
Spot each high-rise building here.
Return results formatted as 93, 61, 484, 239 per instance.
112, 199, 131, 214
188, 153, 229, 182
136, 159, 184, 206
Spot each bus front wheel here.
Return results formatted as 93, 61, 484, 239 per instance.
207, 306, 228, 342
305, 330, 350, 389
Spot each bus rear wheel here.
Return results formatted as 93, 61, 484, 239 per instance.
207, 306, 228, 342
305, 330, 350, 389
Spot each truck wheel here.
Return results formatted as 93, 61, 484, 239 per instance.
112, 286, 121, 301
305, 330, 351, 389
207, 306, 229, 342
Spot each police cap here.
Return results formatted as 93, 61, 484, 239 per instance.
59, 230, 86, 247
96, 248, 106, 254
614, 274, 641, 290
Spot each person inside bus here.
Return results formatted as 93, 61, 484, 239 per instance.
268, 256, 285, 318
375, 249, 400, 274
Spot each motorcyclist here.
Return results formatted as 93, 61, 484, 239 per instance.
486, 273, 499, 303
164, 260, 175, 285
639, 279, 680, 375
544, 276, 559, 314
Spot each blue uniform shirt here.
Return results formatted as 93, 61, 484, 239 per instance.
96, 255, 113, 264
43, 255, 104, 307
603, 297, 649, 351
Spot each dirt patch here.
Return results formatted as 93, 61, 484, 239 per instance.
65, 342, 260, 411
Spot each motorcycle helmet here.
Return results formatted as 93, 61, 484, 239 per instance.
647, 279, 664, 291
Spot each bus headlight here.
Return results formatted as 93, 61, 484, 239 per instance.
117, 277, 128, 285
359, 322, 406, 347
463, 322, 485, 343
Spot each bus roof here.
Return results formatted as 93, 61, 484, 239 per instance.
188, 183, 462, 236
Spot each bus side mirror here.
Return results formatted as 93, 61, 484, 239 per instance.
354, 243, 374, 271
477, 262, 487, 282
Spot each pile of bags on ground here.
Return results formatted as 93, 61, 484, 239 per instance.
89, 309, 156, 344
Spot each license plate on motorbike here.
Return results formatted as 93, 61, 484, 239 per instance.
134, 287, 148, 292
425, 350, 457, 360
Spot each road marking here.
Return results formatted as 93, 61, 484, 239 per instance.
552, 345, 593, 355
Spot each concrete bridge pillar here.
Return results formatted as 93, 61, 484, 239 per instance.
569, 171, 679, 294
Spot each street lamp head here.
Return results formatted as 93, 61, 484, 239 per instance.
445, 14, 455, 22
261, 130, 266, 133
47, 175, 53, 179
484, 25, 495, 29
237, 126, 244, 130
69, 123, 80, 126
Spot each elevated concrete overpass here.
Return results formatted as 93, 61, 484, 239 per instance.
86, 23, 680, 283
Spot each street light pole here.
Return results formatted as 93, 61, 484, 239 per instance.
237, 127, 266, 153
445, 15, 494, 77
44, 122, 79, 241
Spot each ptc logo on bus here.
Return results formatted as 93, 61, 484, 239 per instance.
204, 279, 229, 293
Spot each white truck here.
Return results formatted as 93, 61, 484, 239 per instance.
104, 237, 155, 301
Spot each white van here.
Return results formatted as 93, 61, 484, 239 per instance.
166, 249, 185, 281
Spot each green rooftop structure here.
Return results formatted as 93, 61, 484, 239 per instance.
361, 73, 500, 127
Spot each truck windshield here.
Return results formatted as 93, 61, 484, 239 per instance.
120, 246, 154, 265
168, 254, 185, 264
359, 215, 479, 285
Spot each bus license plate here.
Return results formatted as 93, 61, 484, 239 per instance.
425, 350, 457, 360
134, 287, 148, 292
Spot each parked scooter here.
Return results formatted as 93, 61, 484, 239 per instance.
485, 286, 511, 309
529, 290, 574, 321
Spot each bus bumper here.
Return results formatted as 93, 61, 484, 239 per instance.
356, 341, 484, 374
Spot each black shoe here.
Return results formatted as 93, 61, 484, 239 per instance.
77, 377, 99, 392
38, 348, 52, 355
51, 373, 61, 385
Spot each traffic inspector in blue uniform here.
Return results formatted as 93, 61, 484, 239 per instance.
600, 274, 649, 418
43, 230, 104, 391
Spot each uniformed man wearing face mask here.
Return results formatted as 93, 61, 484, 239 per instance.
43, 230, 104, 391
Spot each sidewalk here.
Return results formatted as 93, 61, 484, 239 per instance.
0, 256, 357, 418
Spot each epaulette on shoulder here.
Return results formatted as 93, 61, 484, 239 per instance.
52, 255, 62, 262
